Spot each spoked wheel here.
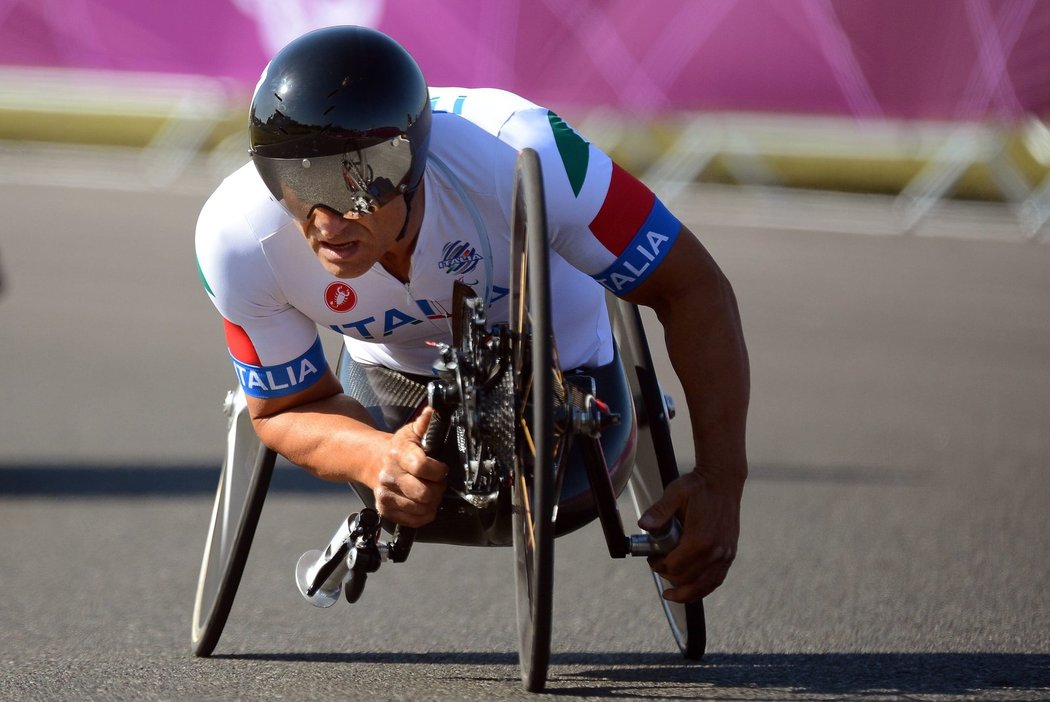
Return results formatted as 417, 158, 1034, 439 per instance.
614, 299, 707, 660
191, 387, 276, 656
508, 148, 557, 692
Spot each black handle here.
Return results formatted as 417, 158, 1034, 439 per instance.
390, 384, 451, 563
421, 404, 448, 455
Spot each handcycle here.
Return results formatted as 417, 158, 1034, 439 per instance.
190, 148, 706, 692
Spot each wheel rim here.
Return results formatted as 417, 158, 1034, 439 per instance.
191, 391, 274, 655
509, 148, 555, 692
626, 439, 707, 659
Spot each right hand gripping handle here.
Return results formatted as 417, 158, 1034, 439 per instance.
390, 386, 450, 562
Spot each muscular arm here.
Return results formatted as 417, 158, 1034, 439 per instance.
624, 225, 750, 602
246, 371, 447, 528
247, 371, 385, 484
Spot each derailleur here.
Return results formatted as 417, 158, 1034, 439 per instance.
426, 293, 506, 497
294, 508, 412, 608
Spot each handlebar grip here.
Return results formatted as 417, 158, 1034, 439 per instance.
421, 407, 447, 455
421, 379, 451, 454
629, 518, 682, 557
388, 523, 415, 563
392, 398, 449, 563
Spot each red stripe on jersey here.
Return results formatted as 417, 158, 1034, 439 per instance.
223, 319, 261, 365
588, 162, 656, 255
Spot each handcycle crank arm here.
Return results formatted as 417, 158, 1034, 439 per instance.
295, 515, 357, 608
295, 381, 452, 608
577, 435, 682, 559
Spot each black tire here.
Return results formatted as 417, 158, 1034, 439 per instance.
509, 148, 556, 692
613, 299, 707, 660
191, 388, 276, 657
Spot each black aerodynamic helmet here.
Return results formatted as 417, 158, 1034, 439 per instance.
249, 25, 431, 220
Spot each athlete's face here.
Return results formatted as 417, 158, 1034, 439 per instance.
299, 194, 410, 279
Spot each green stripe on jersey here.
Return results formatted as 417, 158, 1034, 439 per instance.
547, 111, 589, 197
196, 256, 214, 297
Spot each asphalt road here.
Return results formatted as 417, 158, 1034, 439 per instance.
1, 176, 1048, 700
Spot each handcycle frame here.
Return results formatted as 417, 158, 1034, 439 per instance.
190, 149, 705, 692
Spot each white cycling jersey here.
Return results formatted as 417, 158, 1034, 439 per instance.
195, 87, 682, 399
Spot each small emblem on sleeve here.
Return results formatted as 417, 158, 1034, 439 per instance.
438, 240, 483, 276
325, 282, 358, 313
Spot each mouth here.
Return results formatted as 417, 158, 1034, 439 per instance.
318, 240, 361, 261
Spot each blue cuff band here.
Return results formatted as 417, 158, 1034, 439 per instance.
593, 198, 680, 296
232, 335, 327, 399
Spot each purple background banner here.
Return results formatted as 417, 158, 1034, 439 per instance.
1, 0, 1047, 120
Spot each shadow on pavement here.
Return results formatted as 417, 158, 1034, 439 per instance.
0, 461, 931, 498
0, 463, 342, 497
556, 652, 1049, 698
204, 651, 1048, 698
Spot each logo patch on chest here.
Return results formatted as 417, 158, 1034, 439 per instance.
324, 282, 358, 313
438, 240, 483, 276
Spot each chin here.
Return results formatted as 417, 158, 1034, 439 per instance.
323, 260, 368, 279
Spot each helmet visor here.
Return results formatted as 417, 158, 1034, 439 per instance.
252, 138, 414, 221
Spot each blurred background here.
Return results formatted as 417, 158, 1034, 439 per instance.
0, 0, 1047, 229
1, 3, 1049, 699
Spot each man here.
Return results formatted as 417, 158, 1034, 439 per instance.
195, 25, 748, 604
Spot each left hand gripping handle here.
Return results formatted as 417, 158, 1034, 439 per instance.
390, 385, 450, 562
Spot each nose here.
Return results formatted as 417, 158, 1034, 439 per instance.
311, 207, 358, 236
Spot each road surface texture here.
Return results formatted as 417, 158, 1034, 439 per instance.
1, 176, 1047, 700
